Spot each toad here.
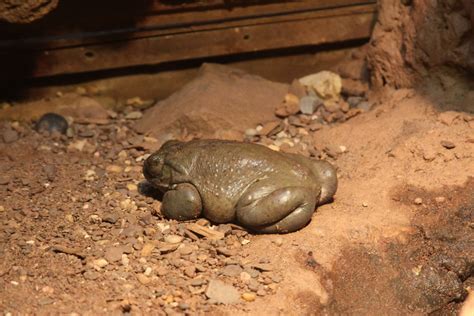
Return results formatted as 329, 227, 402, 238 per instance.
143, 139, 337, 233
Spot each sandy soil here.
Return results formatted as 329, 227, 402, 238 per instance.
0, 84, 473, 315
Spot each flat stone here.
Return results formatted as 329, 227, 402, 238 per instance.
137, 273, 151, 285
125, 111, 143, 120
251, 263, 273, 272
141, 243, 156, 257
205, 279, 240, 304
104, 247, 124, 263
92, 258, 109, 269
0, 176, 10, 185
440, 140, 456, 149
220, 264, 243, 277
299, 96, 323, 115
164, 234, 184, 244
2, 129, 19, 143
259, 121, 282, 136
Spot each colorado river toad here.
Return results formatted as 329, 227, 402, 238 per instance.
143, 139, 337, 233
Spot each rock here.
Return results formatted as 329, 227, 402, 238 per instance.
157, 242, 180, 254
245, 128, 258, 137
0, 176, 10, 185
299, 96, 323, 115
273, 237, 283, 247
241, 292, 256, 302
288, 79, 307, 98
299, 71, 342, 100
126, 183, 138, 192
216, 247, 236, 257
244, 267, 260, 278
275, 93, 300, 117
125, 111, 143, 120
414, 197, 423, 205
164, 235, 184, 244
35, 113, 68, 134
422, 148, 437, 161
259, 121, 283, 137
83, 271, 100, 280
339, 100, 350, 113
179, 246, 193, 256
435, 196, 446, 203
341, 78, 368, 97
268, 144, 280, 152
92, 258, 109, 269
257, 289, 267, 296
102, 213, 118, 224
135, 64, 287, 140
105, 247, 124, 263
337, 58, 369, 80
356, 101, 373, 112
221, 265, 243, 277
137, 274, 151, 285
347, 96, 365, 108
322, 100, 341, 113
308, 122, 324, 131
106, 165, 123, 173
205, 279, 240, 304
2, 128, 19, 143
184, 266, 196, 278
440, 140, 456, 149
251, 263, 274, 272
141, 243, 156, 257
438, 111, 461, 126
42, 165, 57, 182
240, 271, 252, 283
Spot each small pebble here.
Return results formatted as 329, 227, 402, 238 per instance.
184, 266, 196, 278
414, 197, 423, 205
273, 237, 283, 247
93, 258, 109, 269
125, 111, 143, 120
164, 235, 184, 244
245, 128, 258, 137
435, 196, 446, 203
35, 113, 68, 134
241, 292, 256, 302
0, 176, 10, 185
137, 274, 151, 285
2, 129, 19, 143
440, 140, 456, 149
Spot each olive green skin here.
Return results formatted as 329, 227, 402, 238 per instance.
143, 139, 337, 233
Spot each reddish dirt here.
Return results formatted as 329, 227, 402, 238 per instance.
0, 76, 473, 314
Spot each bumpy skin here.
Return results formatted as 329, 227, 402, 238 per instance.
143, 139, 337, 233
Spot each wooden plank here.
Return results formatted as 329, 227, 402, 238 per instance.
1, 4, 375, 79
0, 0, 375, 49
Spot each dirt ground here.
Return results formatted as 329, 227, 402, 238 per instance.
0, 75, 473, 315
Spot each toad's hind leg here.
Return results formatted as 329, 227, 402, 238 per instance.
235, 184, 318, 233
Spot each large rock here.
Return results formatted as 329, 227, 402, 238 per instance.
134, 63, 287, 143
0, 0, 58, 23
367, 0, 474, 88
